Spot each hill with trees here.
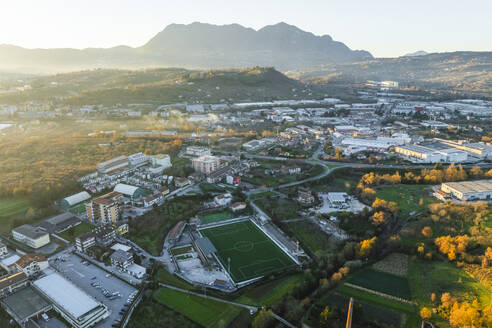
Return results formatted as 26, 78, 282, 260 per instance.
290, 51, 492, 96
0, 67, 318, 105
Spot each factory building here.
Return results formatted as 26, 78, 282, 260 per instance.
440, 180, 492, 201
395, 144, 468, 163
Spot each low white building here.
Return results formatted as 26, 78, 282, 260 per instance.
128, 152, 148, 167
0, 242, 7, 257
12, 225, 50, 249
214, 193, 232, 206
15, 254, 49, 276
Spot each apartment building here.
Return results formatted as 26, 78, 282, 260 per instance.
86, 191, 123, 223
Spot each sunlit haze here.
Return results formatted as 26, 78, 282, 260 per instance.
0, 0, 491, 57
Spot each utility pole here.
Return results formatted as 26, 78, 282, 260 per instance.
346, 297, 354, 328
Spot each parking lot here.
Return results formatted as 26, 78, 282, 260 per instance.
312, 193, 369, 214
49, 251, 138, 328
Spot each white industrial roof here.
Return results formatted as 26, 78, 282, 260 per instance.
114, 183, 139, 196
63, 191, 91, 206
111, 243, 132, 252
127, 263, 146, 276
1, 254, 20, 266
328, 192, 348, 202
33, 273, 100, 319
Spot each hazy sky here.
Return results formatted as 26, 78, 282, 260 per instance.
0, 0, 491, 57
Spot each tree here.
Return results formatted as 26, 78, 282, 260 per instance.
469, 166, 483, 178
449, 301, 482, 327
358, 237, 377, 258
421, 226, 433, 238
252, 309, 274, 328
372, 211, 387, 226
441, 293, 454, 308
372, 198, 388, 210
334, 147, 343, 160
323, 141, 333, 153
420, 307, 432, 320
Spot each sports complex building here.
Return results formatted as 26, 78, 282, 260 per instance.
167, 214, 304, 290
198, 219, 297, 285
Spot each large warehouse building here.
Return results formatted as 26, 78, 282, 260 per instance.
440, 180, 492, 201
395, 144, 468, 163
33, 273, 109, 328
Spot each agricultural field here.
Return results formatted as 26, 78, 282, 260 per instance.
346, 268, 411, 300
199, 210, 232, 224
374, 184, 436, 218
200, 220, 296, 282
154, 287, 242, 328
335, 286, 419, 328
372, 253, 409, 277
57, 221, 94, 242
0, 199, 31, 218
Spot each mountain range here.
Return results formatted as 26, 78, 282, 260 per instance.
0, 22, 372, 73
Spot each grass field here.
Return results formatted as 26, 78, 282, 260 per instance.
154, 288, 241, 328
57, 221, 94, 242
0, 199, 31, 218
408, 258, 491, 310
156, 267, 194, 290
347, 268, 411, 300
199, 211, 232, 224
236, 274, 303, 306
255, 197, 300, 221
249, 191, 276, 200
69, 202, 88, 215
285, 220, 334, 255
375, 184, 436, 218
129, 197, 203, 255
323, 291, 410, 328
128, 299, 198, 328
337, 286, 419, 328
200, 220, 296, 282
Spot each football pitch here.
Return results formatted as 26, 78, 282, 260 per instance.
200, 220, 296, 283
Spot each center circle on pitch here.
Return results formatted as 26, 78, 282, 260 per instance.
234, 241, 254, 252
